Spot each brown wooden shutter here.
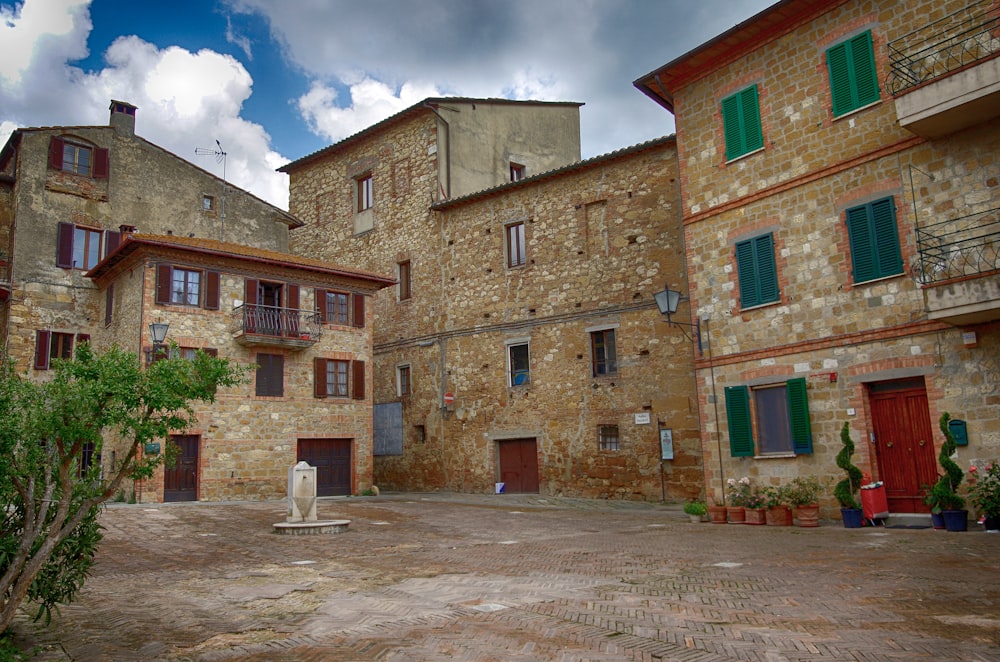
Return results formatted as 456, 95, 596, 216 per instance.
352, 360, 365, 400
315, 289, 328, 323
286, 284, 300, 310
204, 271, 220, 310
75, 334, 90, 347
56, 222, 74, 268
104, 229, 121, 256
352, 294, 365, 328
244, 279, 258, 305
313, 358, 327, 398
48, 137, 64, 170
34, 331, 50, 370
155, 264, 172, 304
203, 348, 219, 357
105, 285, 114, 326
93, 148, 110, 179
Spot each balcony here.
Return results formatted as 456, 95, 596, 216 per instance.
230, 304, 322, 349
916, 207, 1000, 325
888, 1, 1000, 138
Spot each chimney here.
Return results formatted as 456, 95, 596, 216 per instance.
109, 100, 137, 136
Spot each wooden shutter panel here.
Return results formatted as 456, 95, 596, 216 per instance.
244, 279, 258, 305
787, 377, 813, 454
846, 205, 875, 283
827, 41, 852, 116
34, 331, 51, 370
754, 234, 779, 303
56, 222, 75, 268
203, 348, 218, 357
352, 294, 365, 328
352, 360, 365, 400
725, 385, 754, 457
741, 86, 763, 153
870, 198, 902, 278
735, 240, 759, 308
48, 137, 64, 170
721, 94, 743, 161
314, 358, 327, 398
155, 264, 172, 304
75, 334, 90, 347
286, 284, 300, 310
850, 31, 879, 108
315, 289, 328, 323
104, 230, 121, 257
105, 285, 114, 326
93, 148, 110, 179
204, 271, 220, 310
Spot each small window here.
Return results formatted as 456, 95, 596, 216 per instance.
845, 197, 903, 283
398, 364, 411, 397
827, 30, 880, 117
599, 425, 620, 451
171, 268, 202, 306
48, 136, 108, 178
155, 265, 220, 310
255, 353, 284, 397
326, 359, 350, 397
57, 223, 120, 270
510, 162, 525, 182
725, 378, 812, 457
33, 330, 88, 370
202, 195, 215, 211
325, 291, 350, 325
398, 261, 411, 301
62, 140, 93, 176
721, 85, 763, 161
508, 343, 530, 386
357, 173, 373, 212
591, 329, 617, 376
72, 226, 102, 270
735, 233, 779, 308
506, 222, 526, 268
313, 358, 366, 400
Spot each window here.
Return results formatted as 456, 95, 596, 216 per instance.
721, 85, 763, 161
202, 195, 215, 211
316, 289, 365, 328
398, 365, 411, 397
357, 173, 373, 212
845, 197, 903, 283
155, 265, 220, 310
33, 331, 89, 370
506, 222, 526, 268
725, 378, 812, 457
171, 268, 201, 306
326, 291, 349, 324
79, 442, 100, 479
398, 261, 411, 301
599, 425, 620, 451
255, 353, 284, 397
827, 30, 880, 117
48, 136, 108, 178
56, 223, 120, 270
591, 329, 617, 376
510, 162, 525, 182
313, 358, 366, 400
735, 233, 779, 308
508, 343, 530, 386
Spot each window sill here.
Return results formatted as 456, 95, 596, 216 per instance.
738, 299, 781, 313
832, 99, 881, 121
852, 272, 904, 287
754, 453, 796, 460
725, 146, 765, 165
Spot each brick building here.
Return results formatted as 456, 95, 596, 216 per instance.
635, 0, 1000, 517
0, 101, 393, 502
282, 99, 703, 500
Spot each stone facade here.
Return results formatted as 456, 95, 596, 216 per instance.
635, 0, 1000, 516
285, 100, 702, 501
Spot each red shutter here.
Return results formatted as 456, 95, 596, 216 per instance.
352, 360, 365, 400
204, 271, 220, 310
155, 264, 172, 304
93, 148, 109, 179
56, 222, 74, 268
34, 331, 51, 370
104, 230, 121, 256
352, 294, 365, 328
105, 285, 114, 326
244, 279, 258, 305
75, 334, 90, 348
48, 137, 64, 170
286, 284, 300, 310
203, 348, 219, 357
316, 289, 328, 323
314, 358, 327, 398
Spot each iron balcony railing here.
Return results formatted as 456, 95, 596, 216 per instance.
916, 207, 1000, 284
887, 1, 1000, 95
230, 304, 322, 341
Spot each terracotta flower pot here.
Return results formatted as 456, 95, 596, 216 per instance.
793, 504, 820, 527
744, 507, 766, 525
766, 505, 792, 526
707, 505, 727, 524
726, 506, 746, 524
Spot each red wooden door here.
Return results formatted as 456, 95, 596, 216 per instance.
497, 438, 539, 493
298, 438, 352, 496
870, 382, 937, 513
164, 435, 199, 502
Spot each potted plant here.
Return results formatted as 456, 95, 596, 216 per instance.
835, 422, 864, 528
707, 501, 728, 524
968, 461, 1000, 532
787, 476, 824, 527
934, 413, 967, 532
923, 479, 950, 529
725, 477, 751, 523
743, 487, 768, 525
763, 486, 791, 526
683, 500, 708, 523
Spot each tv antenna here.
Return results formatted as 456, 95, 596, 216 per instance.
195, 140, 227, 241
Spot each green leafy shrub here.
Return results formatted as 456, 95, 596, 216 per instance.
834, 422, 862, 510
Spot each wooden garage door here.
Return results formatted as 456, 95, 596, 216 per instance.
298, 438, 352, 496
498, 438, 539, 494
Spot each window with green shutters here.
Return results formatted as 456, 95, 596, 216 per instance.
725, 378, 813, 457
845, 197, 903, 283
721, 85, 763, 161
827, 30, 880, 117
735, 233, 779, 308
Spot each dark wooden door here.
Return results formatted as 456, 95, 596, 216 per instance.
870, 382, 937, 513
497, 438, 539, 493
298, 438, 352, 496
164, 435, 199, 502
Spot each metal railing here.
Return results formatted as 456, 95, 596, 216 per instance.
230, 304, 322, 340
887, 1, 1000, 95
916, 207, 1000, 284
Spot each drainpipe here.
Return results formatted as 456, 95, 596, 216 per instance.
422, 102, 451, 201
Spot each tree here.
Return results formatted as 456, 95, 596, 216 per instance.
0, 344, 245, 633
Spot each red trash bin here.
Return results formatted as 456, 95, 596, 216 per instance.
861, 482, 889, 525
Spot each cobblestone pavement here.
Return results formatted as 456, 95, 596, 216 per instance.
10, 493, 1000, 661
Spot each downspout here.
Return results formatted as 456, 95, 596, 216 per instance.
422, 102, 451, 201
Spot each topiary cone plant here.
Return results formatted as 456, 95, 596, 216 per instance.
835, 422, 863, 527
933, 413, 966, 531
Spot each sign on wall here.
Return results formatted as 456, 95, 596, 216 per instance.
660, 428, 674, 461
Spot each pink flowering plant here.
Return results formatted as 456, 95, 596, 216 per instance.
743, 486, 769, 509
726, 476, 752, 507
967, 461, 1000, 517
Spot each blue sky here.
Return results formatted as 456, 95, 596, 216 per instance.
1, 0, 774, 209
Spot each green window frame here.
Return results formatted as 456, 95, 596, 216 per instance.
735, 233, 779, 308
827, 30, 880, 117
725, 378, 812, 457
721, 85, 763, 160
845, 197, 903, 283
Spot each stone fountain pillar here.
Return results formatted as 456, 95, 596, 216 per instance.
287, 460, 317, 523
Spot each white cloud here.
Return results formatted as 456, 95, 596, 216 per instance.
0, 0, 89, 86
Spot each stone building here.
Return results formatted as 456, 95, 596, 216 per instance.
634, 0, 1000, 517
282, 98, 703, 500
0, 101, 393, 502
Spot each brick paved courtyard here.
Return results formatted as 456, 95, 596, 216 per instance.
10, 494, 1000, 661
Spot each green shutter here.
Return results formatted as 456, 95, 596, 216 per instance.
850, 31, 880, 108
735, 239, 759, 307
721, 85, 763, 160
741, 86, 764, 154
846, 205, 875, 282
754, 234, 779, 303
725, 386, 754, 457
846, 197, 901, 283
736, 234, 779, 308
787, 378, 812, 454
827, 30, 879, 116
